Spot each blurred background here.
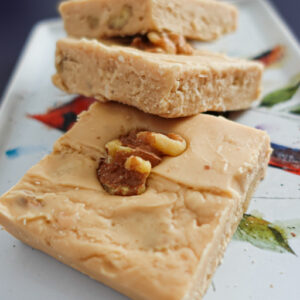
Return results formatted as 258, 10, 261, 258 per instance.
0, 0, 299, 100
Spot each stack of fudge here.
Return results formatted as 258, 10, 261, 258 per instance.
0, 1, 272, 300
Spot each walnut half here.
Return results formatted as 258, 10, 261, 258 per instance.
131, 31, 194, 55
97, 130, 187, 196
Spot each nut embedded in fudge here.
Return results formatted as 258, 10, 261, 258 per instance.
97, 130, 187, 196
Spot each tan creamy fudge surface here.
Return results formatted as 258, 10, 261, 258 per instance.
53, 38, 264, 118
0, 102, 271, 300
59, 0, 238, 41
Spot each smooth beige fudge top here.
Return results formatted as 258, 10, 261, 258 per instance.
59, 0, 238, 41
53, 38, 264, 118
0, 103, 271, 300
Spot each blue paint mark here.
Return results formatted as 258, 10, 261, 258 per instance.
5, 146, 49, 160
269, 143, 300, 176
271, 143, 300, 152
6, 148, 21, 159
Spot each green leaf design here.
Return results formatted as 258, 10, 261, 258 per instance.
290, 104, 300, 114
235, 214, 296, 255
261, 81, 300, 107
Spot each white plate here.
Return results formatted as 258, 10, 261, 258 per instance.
0, 1, 300, 299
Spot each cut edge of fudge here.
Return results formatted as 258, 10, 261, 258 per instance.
52, 38, 264, 118
185, 161, 267, 299
59, 0, 238, 41
0, 102, 271, 300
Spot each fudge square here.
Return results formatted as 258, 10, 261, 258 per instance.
53, 38, 264, 118
0, 102, 271, 300
59, 0, 238, 41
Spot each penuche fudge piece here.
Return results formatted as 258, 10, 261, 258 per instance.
53, 38, 264, 118
0, 102, 271, 300
59, 0, 238, 41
